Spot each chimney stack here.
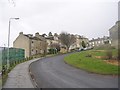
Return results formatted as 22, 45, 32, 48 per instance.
19, 32, 23, 35
35, 32, 39, 38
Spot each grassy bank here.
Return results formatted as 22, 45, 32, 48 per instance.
64, 50, 120, 75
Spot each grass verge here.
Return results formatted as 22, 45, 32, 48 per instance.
64, 50, 120, 75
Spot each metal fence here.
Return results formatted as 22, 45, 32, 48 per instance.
0, 47, 25, 71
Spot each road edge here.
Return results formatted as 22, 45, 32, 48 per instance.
28, 58, 41, 88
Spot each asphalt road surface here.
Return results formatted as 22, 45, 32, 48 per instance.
30, 53, 118, 88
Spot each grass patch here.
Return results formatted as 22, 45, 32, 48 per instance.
64, 50, 120, 75
2, 74, 8, 86
90, 49, 118, 56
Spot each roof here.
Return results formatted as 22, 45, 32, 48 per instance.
89, 37, 109, 42
109, 21, 120, 31
45, 36, 54, 40
24, 34, 43, 41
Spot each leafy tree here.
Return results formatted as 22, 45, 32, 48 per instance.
48, 48, 55, 54
81, 41, 86, 48
59, 32, 76, 52
50, 43, 60, 52
104, 40, 109, 44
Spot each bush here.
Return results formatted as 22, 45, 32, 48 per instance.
29, 56, 33, 60
106, 50, 113, 60
25, 57, 29, 60
112, 56, 118, 60
48, 48, 57, 54
86, 53, 92, 57
101, 56, 108, 60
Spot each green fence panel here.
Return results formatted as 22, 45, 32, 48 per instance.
1, 47, 25, 66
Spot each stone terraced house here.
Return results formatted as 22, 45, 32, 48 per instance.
13, 32, 47, 58
109, 21, 120, 49
89, 36, 111, 47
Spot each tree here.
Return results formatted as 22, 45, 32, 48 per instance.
59, 32, 76, 52
48, 32, 53, 36
81, 41, 86, 48
54, 33, 58, 37
104, 40, 109, 44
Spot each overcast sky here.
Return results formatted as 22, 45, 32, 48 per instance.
0, 0, 119, 47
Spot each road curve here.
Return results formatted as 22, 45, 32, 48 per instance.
29, 53, 118, 88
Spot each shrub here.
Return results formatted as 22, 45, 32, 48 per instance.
101, 56, 108, 60
86, 53, 92, 57
112, 56, 118, 60
29, 56, 33, 60
25, 57, 29, 60
48, 48, 57, 54
106, 50, 112, 60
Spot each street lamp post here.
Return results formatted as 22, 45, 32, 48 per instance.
7, 18, 19, 70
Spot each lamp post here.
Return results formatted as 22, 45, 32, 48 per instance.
7, 18, 19, 70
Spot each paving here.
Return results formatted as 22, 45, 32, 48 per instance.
30, 53, 118, 88
3, 58, 40, 88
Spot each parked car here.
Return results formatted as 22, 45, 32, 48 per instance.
78, 47, 84, 52
78, 46, 93, 52
87, 46, 94, 50
83, 47, 87, 50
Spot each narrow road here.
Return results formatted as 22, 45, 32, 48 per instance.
29, 53, 118, 88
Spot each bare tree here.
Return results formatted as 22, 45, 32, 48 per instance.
59, 32, 76, 52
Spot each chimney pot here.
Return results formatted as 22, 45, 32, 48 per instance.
19, 32, 23, 35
